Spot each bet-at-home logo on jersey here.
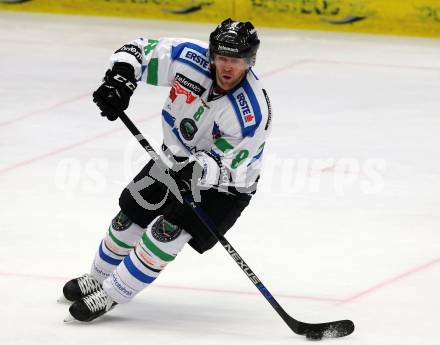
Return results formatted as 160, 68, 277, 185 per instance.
181, 47, 210, 73
233, 89, 256, 127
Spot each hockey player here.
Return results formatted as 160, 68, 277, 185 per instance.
62, 18, 272, 322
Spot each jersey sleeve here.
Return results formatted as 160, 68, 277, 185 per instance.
109, 37, 204, 87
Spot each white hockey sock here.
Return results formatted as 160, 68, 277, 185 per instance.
91, 211, 144, 283
102, 216, 191, 304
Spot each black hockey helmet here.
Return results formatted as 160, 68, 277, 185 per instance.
209, 18, 260, 66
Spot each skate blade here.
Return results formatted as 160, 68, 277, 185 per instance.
63, 314, 75, 323
57, 295, 71, 304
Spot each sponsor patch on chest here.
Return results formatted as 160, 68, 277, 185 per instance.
175, 73, 206, 97
170, 80, 196, 104
169, 73, 206, 104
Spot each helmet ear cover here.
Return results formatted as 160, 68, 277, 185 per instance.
208, 18, 260, 66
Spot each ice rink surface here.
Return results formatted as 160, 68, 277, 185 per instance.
1, 11, 440, 345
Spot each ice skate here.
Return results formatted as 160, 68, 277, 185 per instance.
61, 274, 102, 302
64, 289, 116, 322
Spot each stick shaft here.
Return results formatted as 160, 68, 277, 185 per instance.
119, 112, 298, 332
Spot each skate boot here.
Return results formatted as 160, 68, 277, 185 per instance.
65, 289, 117, 322
62, 274, 102, 302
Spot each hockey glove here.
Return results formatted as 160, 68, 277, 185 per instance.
175, 152, 228, 191
92, 62, 137, 121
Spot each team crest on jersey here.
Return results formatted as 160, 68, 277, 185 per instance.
232, 89, 257, 127
180, 118, 198, 141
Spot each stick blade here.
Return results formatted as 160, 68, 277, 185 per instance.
297, 319, 355, 338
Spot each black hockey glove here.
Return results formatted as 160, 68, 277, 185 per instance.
174, 152, 227, 191
92, 62, 137, 121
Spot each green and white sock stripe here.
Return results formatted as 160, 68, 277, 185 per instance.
133, 245, 162, 273
141, 217, 192, 261
101, 218, 191, 304
104, 222, 144, 255
135, 242, 166, 270
141, 232, 176, 262
91, 221, 145, 283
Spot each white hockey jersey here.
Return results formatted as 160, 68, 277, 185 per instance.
110, 37, 272, 193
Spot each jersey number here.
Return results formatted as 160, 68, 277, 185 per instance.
193, 106, 204, 121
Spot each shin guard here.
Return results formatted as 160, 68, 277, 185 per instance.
91, 211, 144, 283
102, 216, 191, 303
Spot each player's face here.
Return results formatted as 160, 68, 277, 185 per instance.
214, 54, 249, 90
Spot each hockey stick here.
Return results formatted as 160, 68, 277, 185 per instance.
119, 111, 355, 340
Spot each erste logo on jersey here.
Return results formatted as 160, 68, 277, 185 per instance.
180, 47, 210, 73
233, 89, 256, 127
169, 73, 206, 104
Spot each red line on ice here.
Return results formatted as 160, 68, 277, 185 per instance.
1, 258, 439, 304
309, 58, 440, 71
0, 271, 343, 303
339, 256, 440, 304
0, 61, 301, 175
0, 126, 123, 175
1, 57, 437, 174
0, 115, 155, 175
260, 59, 310, 78
0, 92, 91, 128
1, 57, 437, 128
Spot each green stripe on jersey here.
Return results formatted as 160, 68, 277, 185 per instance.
144, 39, 159, 56
142, 233, 175, 262
214, 138, 234, 153
108, 227, 133, 249
147, 58, 159, 85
